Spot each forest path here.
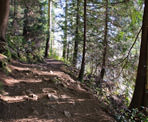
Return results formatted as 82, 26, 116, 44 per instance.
0, 59, 115, 122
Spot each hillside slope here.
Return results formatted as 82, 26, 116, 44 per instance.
0, 59, 115, 122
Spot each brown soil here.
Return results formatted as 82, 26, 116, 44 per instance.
0, 59, 116, 122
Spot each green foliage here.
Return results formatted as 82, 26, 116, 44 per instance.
0, 82, 3, 92
49, 49, 70, 65
0, 55, 11, 75
49, 51, 60, 60
6, 0, 48, 63
116, 107, 148, 122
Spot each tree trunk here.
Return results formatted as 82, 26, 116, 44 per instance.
23, 7, 29, 41
50, 0, 53, 55
0, 0, 10, 53
63, 0, 68, 59
96, 0, 109, 86
13, 0, 17, 27
73, 0, 80, 67
45, 0, 51, 58
67, 41, 69, 60
130, 0, 148, 108
78, 0, 87, 82
0, 0, 9, 117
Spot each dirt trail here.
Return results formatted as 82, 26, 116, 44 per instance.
0, 59, 115, 122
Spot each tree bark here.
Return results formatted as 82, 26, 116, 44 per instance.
63, 0, 68, 59
96, 0, 109, 86
50, 0, 53, 55
130, 0, 148, 108
67, 41, 69, 60
78, 0, 87, 82
45, 0, 51, 58
12, 0, 18, 36
0, 0, 9, 117
0, 0, 10, 53
73, 0, 80, 67
23, 7, 29, 41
